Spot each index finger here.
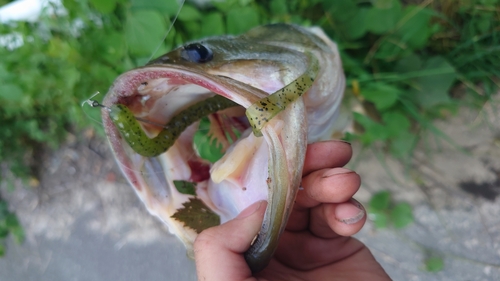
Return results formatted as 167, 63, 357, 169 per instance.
302, 140, 352, 176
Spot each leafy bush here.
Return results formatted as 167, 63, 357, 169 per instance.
0, 196, 23, 256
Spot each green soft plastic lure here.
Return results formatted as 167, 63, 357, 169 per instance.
245, 53, 319, 136
109, 95, 238, 157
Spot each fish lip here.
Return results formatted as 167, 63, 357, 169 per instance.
102, 64, 266, 108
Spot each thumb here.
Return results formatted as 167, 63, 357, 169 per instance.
194, 200, 267, 281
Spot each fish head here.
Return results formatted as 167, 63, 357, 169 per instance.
101, 24, 345, 272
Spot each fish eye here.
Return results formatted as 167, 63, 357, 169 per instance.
181, 43, 213, 63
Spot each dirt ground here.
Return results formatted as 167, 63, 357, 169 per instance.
1, 95, 499, 281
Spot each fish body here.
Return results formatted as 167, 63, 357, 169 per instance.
102, 24, 345, 272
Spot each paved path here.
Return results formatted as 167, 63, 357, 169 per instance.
1, 97, 499, 280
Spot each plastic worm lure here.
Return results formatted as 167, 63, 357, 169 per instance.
245, 53, 319, 137
109, 95, 238, 157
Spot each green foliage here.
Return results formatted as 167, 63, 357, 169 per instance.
368, 191, 414, 229
193, 117, 225, 163
0, 197, 24, 256
325, 0, 498, 158
425, 256, 444, 272
173, 180, 197, 196
125, 10, 168, 57
171, 198, 220, 234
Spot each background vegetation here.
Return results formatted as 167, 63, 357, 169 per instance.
0, 0, 498, 264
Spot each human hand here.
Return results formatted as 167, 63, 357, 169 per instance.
194, 140, 391, 281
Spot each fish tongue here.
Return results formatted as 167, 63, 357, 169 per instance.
206, 130, 268, 221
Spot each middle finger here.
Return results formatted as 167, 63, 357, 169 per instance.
287, 168, 361, 231
296, 167, 361, 208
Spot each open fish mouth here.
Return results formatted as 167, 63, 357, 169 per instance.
100, 24, 345, 273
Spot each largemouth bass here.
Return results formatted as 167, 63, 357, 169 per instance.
101, 23, 345, 273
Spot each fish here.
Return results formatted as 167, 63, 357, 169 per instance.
100, 23, 345, 273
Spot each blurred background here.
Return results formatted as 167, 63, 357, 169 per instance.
0, 0, 499, 280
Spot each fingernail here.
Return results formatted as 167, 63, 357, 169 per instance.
336, 199, 365, 225
236, 200, 266, 219
336, 140, 351, 146
322, 168, 355, 178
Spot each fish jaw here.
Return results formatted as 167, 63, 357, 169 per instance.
244, 98, 308, 272
101, 63, 306, 260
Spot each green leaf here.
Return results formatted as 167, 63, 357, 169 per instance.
353, 113, 388, 143
371, 0, 395, 9
211, 0, 238, 13
270, 0, 288, 15
10, 226, 25, 244
390, 202, 413, 228
89, 0, 117, 14
5, 214, 19, 228
361, 83, 401, 110
200, 12, 225, 37
390, 132, 417, 158
125, 10, 167, 57
369, 209, 389, 228
47, 38, 79, 61
395, 6, 433, 49
0, 84, 23, 102
323, 0, 358, 22
369, 191, 391, 211
130, 0, 180, 16
173, 180, 197, 196
178, 4, 202, 21
100, 32, 127, 64
374, 36, 412, 60
89, 65, 117, 84
341, 8, 369, 40
182, 21, 202, 40
0, 201, 7, 216
239, 0, 253, 6
395, 53, 422, 73
425, 256, 444, 272
382, 111, 410, 138
0, 227, 8, 238
193, 118, 225, 163
63, 67, 81, 90
0, 243, 4, 256
365, 0, 402, 34
171, 198, 220, 233
413, 56, 456, 108
226, 6, 260, 34
475, 16, 492, 34
0, 64, 10, 80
